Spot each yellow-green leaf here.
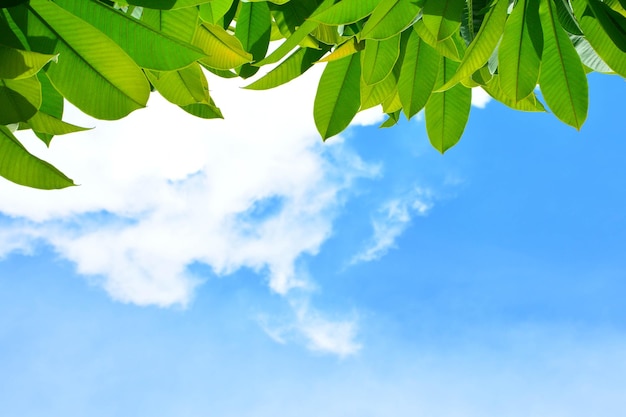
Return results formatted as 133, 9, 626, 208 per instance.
422, 0, 465, 42
499, 0, 544, 101
425, 57, 471, 153
360, 0, 421, 40
314, 53, 362, 139
0, 125, 74, 189
0, 44, 56, 80
361, 34, 401, 85
195, 23, 253, 70
539, 0, 588, 129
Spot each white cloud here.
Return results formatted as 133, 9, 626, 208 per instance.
0, 66, 376, 354
350, 188, 433, 264
471, 87, 492, 109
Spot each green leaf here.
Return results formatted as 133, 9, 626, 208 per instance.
499, 0, 544, 101
180, 101, 223, 119
199, 0, 234, 25
571, 35, 614, 73
359, 0, 421, 40
422, 0, 465, 42
0, 44, 56, 80
52, 0, 206, 71
425, 57, 471, 153
26, 0, 150, 120
361, 33, 401, 85
573, 0, 626, 77
361, 70, 397, 109
0, 125, 74, 189
398, 29, 440, 118
256, 0, 335, 66
413, 20, 465, 61
24, 111, 90, 145
554, 0, 583, 35
314, 53, 362, 139
438, 0, 508, 91
481, 74, 546, 111
539, 0, 588, 129
0, 76, 41, 125
318, 38, 363, 63
141, 7, 200, 44
235, 1, 272, 78
380, 110, 401, 127
244, 47, 327, 90
126, 0, 214, 9
194, 23, 253, 69
309, 0, 380, 25
145, 63, 209, 106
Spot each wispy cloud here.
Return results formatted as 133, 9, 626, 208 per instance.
349, 188, 433, 265
257, 296, 361, 357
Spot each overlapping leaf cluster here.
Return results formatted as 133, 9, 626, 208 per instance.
1, 0, 624, 189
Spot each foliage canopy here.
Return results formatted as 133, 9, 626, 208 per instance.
1, 0, 625, 189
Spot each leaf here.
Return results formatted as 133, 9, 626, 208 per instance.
244, 47, 328, 90
199, 0, 234, 25
194, 23, 253, 69
309, 0, 380, 25
361, 33, 401, 85
0, 44, 56, 80
25, 111, 90, 145
145, 63, 209, 106
413, 20, 465, 61
126, 0, 214, 9
398, 29, 440, 119
180, 102, 223, 119
255, 0, 335, 66
317, 38, 363, 63
481, 74, 546, 111
0, 76, 41, 125
573, 0, 626, 77
571, 35, 614, 73
314, 53, 362, 139
438, 0, 508, 91
359, 0, 421, 40
26, 0, 150, 120
235, 1, 272, 78
0, 125, 74, 189
53, 0, 206, 71
498, 0, 544, 101
380, 110, 401, 127
425, 57, 472, 153
361, 70, 398, 109
539, 0, 588, 129
422, 0, 465, 42
554, 0, 583, 35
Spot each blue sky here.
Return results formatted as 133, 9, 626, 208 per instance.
1, 70, 625, 416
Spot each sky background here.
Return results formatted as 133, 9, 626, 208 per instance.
0, 66, 625, 416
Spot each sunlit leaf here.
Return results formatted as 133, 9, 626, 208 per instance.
244, 47, 328, 90
573, 0, 626, 77
314, 53, 362, 139
398, 29, 440, 119
499, 0, 544, 101
438, 0, 508, 91
422, 0, 465, 42
359, 0, 421, 40
0, 44, 56, 80
0, 76, 41, 125
0, 125, 74, 189
413, 20, 465, 61
309, 0, 380, 25
53, 0, 206, 71
235, 1, 271, 78
26, 0, 150, 120
361, 34, 401, 85
539, 0, 588, 129
425, 57, 471, 153
481, 74, 546, 112
145, 63, 209, 106
317, 38, 363, 63
194, 23, 253, 69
